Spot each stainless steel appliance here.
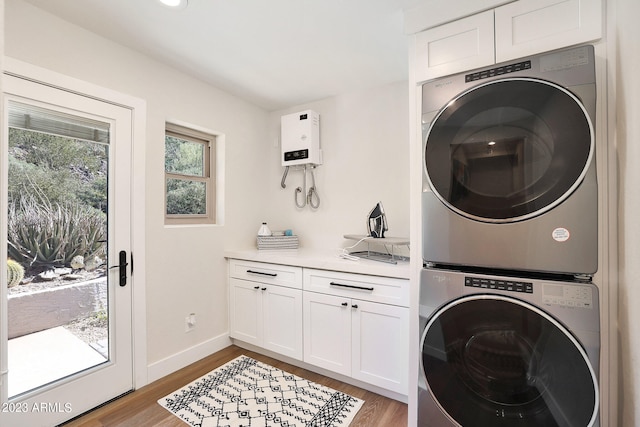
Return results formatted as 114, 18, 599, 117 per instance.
418, 268, 600, 427
421, 45, 598, 277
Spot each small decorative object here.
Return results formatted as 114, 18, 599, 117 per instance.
7, 259, 25, 288
257, 222, 272, 236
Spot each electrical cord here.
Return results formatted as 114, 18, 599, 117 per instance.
337, 236, 373, 261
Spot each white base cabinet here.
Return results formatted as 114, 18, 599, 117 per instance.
229, 260, 303, 360
352, 300, 409, 392
228, 259, 409, 397
303, 269, 409, 395
303, 292, 352, 376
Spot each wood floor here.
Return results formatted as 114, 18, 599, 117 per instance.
62, 345, 408, 427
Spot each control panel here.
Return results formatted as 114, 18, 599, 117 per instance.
465, 60, 531, 83
542, 283, 594, 309
464, 276, 533, 293
463, 275, 594, 309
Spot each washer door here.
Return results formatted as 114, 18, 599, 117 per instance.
424, 78, 594, 223
421, 296, 598, 427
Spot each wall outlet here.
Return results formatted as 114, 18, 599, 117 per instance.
185, 313, 196, 333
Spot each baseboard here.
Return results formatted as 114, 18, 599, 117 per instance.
146, 333, 232, 383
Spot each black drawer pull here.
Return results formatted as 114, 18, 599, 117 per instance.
247, 269, 277, 277
329, 281, 374, 291
254, 286, 260, 290
352, 304, 358, 309
341, 302, 348, 306
261, 287, 267, 291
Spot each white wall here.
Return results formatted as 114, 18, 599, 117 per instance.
615, 0, 640, 425
260, 83, 410, 254
4, 0, 271, 368
3, 0, 411, 380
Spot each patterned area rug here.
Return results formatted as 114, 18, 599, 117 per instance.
158, 355, 364, 427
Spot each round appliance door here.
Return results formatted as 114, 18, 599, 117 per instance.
421, 295, 598, 427
424, 78, 594, 222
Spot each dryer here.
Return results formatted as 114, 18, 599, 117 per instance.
421, 45, 598, 277
418, 268, 600, 427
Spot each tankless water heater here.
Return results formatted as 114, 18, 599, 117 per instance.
281, 110, 321, 166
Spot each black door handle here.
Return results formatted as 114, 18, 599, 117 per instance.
109, 250, 129, 286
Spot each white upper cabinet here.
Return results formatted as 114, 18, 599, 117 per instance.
495, 0, 603, 62
414, 10, 496, 83
404, 0, 514, 34
411, 0, 602, 83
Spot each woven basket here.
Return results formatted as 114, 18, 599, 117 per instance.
257, 235, 299, 250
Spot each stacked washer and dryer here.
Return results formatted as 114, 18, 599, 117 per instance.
419, 45, 600, 426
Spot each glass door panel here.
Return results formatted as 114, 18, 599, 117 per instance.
7, 106, 109, 396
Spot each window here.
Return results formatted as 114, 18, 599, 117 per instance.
164, 123, 216, 225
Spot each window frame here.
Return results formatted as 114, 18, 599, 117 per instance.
164, 122, 216, 225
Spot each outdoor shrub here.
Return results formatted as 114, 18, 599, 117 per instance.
7, 195, 106, 269
7, 259, 25, 288
8, 128, 108, 211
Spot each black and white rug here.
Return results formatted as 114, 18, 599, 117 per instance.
158, 355, 364, 427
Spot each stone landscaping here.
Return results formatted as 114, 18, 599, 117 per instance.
7, 267, 107, 342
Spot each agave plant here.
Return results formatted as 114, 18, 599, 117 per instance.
7, 194, 106, 268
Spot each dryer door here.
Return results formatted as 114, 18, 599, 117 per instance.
424, 78, 594, 223
420, 295, 598, 427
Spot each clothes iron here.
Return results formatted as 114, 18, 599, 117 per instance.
367, 202, 388, 238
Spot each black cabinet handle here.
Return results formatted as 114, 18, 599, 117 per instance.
352, 304, 358, 309
247, 270, 277, 277
254, 286, 260, 290
261, 287, 267, 291
341, 302, 348, 306
329, 281, 374, 291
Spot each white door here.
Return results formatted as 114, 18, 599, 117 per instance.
263, 285, 302, 360
351, 300, 409, 394
1, 74, 133, 426
303, 292, 351, 376
229, 278, 263, 346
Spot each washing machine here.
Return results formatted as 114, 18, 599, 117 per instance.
421, 45, 598, 277
418, 268, 600, 427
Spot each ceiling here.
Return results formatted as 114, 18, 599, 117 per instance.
22, 0, 422, 111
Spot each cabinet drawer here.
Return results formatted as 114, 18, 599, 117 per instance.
303, 269, 409, 307
229, 259, 302, 289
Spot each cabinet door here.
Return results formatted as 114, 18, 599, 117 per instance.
495, 0, 602, 62
229, 278, 263, 346
263, 285, 303, 360
414, 10, 495, 82
303, 292, 351, 376
351, 300, 409, 394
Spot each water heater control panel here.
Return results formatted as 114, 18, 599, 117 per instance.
281, 110, 321, 166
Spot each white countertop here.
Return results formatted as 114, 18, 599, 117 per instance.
224, 248, 410, 279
